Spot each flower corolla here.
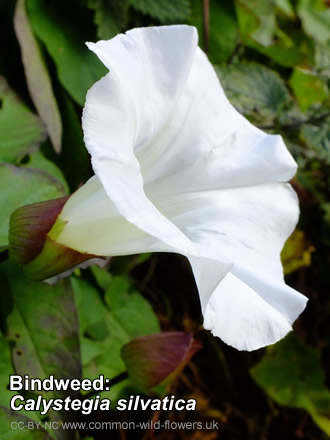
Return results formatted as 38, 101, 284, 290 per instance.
11, 25, 308, 351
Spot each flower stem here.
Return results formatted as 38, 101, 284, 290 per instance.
203, 0, 210, 55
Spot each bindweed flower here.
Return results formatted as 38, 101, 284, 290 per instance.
9, 25, 307, 351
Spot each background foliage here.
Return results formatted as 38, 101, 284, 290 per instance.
0, 0, 329, 438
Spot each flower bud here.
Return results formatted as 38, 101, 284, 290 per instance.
9, 197, 97, 281
121, 332, 202, 391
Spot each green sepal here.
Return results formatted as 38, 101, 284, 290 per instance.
23, 235, 97, 281
9, 197, 69, 265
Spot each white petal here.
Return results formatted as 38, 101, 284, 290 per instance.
56, 176, 172, 255
82, 26, 199, 256
150, 180, 307, 348
86, 25, 198, 156
203, 272, 296, 351
231, 267, 307, 324
145, 122, 297, 197
136, 48, 243, 184
150, 183, 299, 278
188, 256, 232, 313
82, 26, 297, 259
138, 49, 296, 187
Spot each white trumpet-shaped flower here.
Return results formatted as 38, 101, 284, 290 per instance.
49, 25, 307, 350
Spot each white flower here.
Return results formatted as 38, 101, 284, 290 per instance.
50, 25, 307, 351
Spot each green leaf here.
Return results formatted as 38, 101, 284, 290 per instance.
0, 333, 16, 409
246, 41, 304, 67
216, 62, 291, 122
26, 0, 107, 106
71, 276, 107, 336
209, 2, 238, 64
290, 68, 328, 112
90, 265, 113, 290
128, 0, 191, 23
0, 406, 54, 439
235, 0, 276, 46
0, 303, 46, 423
315, 41, 330, 78
0, 78, 46, 163
0, 261, 81, 426
251, 333, 330, 436
0, 163, 67, 247
281, 229, 314, 275
235, 0, 304, 66
21, 151, 69, 192
104, 276, 160, 338
188, 0, 203, 43
1, 262, 81, 387
301, 113, 330, 164
14, 0, 62, 153
80, 275, 160, 401
274, 0, 295, 18
134, 253, 151, 266
80, 336, 104, 365
55, 90, 90, 191
297, 0, 330, 45
87, 0, 129, 40
322, 202, 330, 224
190, 0, 238, 64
